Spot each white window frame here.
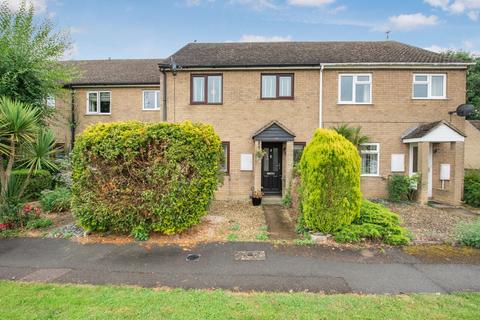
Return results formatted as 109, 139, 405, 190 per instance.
338, 73, 372, 105
86, 91, 111, 115
412, 74, 446, 100
142, 90, 160, 111
360, 143, 380, 176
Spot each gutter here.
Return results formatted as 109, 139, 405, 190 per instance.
70, 88, 76, 149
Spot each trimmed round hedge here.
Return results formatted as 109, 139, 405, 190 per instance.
299, 129, 362, 233
71, 121, 222, 236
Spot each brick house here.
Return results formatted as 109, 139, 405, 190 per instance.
53, 41, 471, 205
465, 120, 480, 169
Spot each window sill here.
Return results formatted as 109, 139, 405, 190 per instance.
260, 97, 294, 100
412, 97, 448, 100
190, 103, 223, 106
361, 174, 380, 177
85, 113, 111, 116
142, 108, 161, 111
337, 102, 373, 106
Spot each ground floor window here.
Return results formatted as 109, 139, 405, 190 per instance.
293, 142, 305, 164
360, 143, 379, 176
220, 142, 230, 174
409, 144, 419, 175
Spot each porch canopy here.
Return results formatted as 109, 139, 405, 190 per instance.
252, 120, 295, 142
402, 120, 465, 205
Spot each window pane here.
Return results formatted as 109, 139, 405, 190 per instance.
156, 91, 160, 107
412, 146, 418, 173
340, 76, 353, 102
293, 144, 304, 164
88, 92, 97, 113
279, 76, 292, 97
143, 91, 156, 109
361, 153, 378, 175
355, 83, 370, 103
220, 143, 228, 172
361, 144, 377, 152
192, 77, 205, 102
262, 75, 276, 98
415, 75, 428, 82
413, 84, 428, 98
357, 75, 370, 82
431, 76, 444, 97
208, 76, 222, 103
100, 92, 110, 113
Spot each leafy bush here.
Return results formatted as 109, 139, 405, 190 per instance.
334, 200, 411, 245
40, 187, 71, 212
72, 121, 222, 238
26, 218, 53, 230
464, 170, 480, 208
387, 174, 418, 202
11, 169, 52, 199
299, 129, 362, 233
456, 219, 480, 248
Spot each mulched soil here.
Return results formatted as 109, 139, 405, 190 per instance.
387, 202, 476, 243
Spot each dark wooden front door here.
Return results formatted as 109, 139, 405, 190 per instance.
261, 143, 282, 194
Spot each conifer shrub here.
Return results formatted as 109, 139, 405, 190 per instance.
299, 129, 362, 233
71, 121, 222, 238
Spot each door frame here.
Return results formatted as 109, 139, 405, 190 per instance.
261, 142, 283, 195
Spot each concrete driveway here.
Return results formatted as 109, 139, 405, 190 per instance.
1, 238, 480, 294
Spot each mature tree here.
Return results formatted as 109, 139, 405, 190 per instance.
0, 0, 76, 120
445, 51, 480, 120
333, 124, 370, 149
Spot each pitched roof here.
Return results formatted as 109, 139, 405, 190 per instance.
170, 41, 466, 68
402, 120, 465, 140
252, 121, 295, 141
469, 120, 480, 131
63, 59, 164, 86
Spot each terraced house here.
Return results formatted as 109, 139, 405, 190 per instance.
52, 41, 471, 205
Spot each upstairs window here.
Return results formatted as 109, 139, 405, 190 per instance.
143, 90, 160, 110
413, 74, 446, 99
87, 91, 111, 114
338, 74, 372, 104
191, 74, 222, 104
261, 74, 294, 99
360, 143, 379, 176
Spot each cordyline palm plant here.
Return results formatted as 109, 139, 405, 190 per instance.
333, 124, 371, 149
0, 96, 58, 201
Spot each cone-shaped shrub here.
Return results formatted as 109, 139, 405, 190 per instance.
72, 121, 222, 237
299, 129, 362, 233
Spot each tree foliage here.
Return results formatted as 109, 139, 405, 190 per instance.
0, 0, 76, 119
332, 123, 370, 149
299, 129, 362, 233
445, 51, 480, 120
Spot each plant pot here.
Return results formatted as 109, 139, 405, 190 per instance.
251, 197, 262, 206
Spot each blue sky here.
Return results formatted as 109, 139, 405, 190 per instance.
9, 0, 480, 59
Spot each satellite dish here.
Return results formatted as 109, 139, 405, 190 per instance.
456, 104, 474, 117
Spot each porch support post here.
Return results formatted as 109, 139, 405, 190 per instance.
284, 141, 294, 198
452, 141, 464, 205
254, 140, 262, 192
417, 142, 430, 204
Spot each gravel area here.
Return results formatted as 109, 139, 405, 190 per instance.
387, 202, 476, 243
48, 224, 85, 239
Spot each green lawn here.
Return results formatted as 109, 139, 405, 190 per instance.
1, 281, 479, 319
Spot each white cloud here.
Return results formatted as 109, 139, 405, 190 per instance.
6, 0, 47, 12
425, 0, 480, 21
386, 13, 439, 31
424, 44, 453, 53
328, 5, 346, 14
68, 26, 84, 34
61, 43, 79, 60
287, 0, 335, 7
425, 42, 480, 56
228, 0, 277, 11
236, 34, 292, 42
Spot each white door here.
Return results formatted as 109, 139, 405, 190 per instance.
428, 143, 433, 198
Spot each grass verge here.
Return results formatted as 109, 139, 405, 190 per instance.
1, 281, 479, 319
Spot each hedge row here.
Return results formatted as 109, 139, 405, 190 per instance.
71, 121, 222, 237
